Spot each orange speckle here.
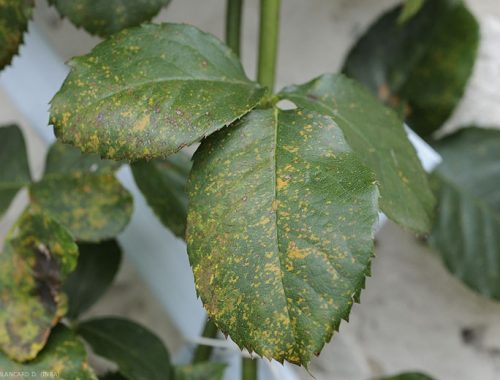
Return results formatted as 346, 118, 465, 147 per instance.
277, 178, 289, 190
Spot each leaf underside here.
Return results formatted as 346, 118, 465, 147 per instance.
49, 0, 171, 37
0, 0, 34, 69
0, 209, 78, 362
0, 324, 97, 379
187, 107, 379, 365
430, 127, 500, 300
50, 23, 266, 161
280, 74, 435, 233
343, 0, 479, 137
0, 125, 31, 217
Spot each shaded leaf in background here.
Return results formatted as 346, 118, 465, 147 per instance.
280, 74, 434, 234
398, 0, 426, 24
78, 317, 173, 380
30, 173, 133, 242
44, 142, 119, 176
49, 0, 171, 37
132, 151, 191, 238
0, 324, 97, 379
187, 108, 379, 365
0, 0, 34, 69
50, 23, 266, 161
0, 125, 31, 217
64, 240, 122, 319
343, 0, 479, 137
100, 373, 127, 380
0, 209, 78, 361
175, 362, 227, 380
430, 127, 500, 300
379, 372, 435, 380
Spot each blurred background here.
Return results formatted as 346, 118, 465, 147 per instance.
1, 0, 500, 379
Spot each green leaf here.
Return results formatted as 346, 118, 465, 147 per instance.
0, 324, 97, 379
100, 374, 127, 380
279, 74, 434, 233
175, 362, 227, 380
0, 125, 31, 217
379, 373, 435, 380
398, 0, 426, 24
187, 108, 379, 365
0, 209, 78, 362
44, 142, 120, 176
64, 240, 122, 319
0, 0, 34, 69
30, 173, 133, 242
131, 151, 191, 238
77, 317, 174, 380
100, 373, 127, 380
343, 0, 479, 137
49, 0, 171, 37
50, 23, 266, 161
430, 127, 500, 299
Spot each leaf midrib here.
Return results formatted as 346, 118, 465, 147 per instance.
270, 108, 301, 357
57, 77, 260, 113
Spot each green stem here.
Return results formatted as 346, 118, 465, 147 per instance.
192, 318, 218, 364
242, 357, 258, 380
226, 0, 244, 57
257, 0, 281, 92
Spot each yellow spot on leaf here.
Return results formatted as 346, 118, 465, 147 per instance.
134, 115, 150, 132
277, 178, 289, 190
287, 242, 312, 260
259, 217, 270, 225
62, 112, 71, 126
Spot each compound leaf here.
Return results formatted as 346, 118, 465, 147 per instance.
0, 0, 34, 69
49, 0, 171, 37
0, 209, 78, 362
343, 0, 479, 137
78, 317, 173, 380
280, 74, 434, 233
187, 108, 379, 365
131, 151, 191, 238
30, 173, 133, 242
0, 125, 31, 217
50, 23, 266, 161
64, 240, 122, 319
430, 127, 500, 300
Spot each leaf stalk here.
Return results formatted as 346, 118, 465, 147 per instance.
192, 318, 219, 364
226, 0, 244, 57
257, 0, 281, 92
242, 357, 258, 380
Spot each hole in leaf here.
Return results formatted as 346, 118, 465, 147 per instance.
276, 99, 297, 111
